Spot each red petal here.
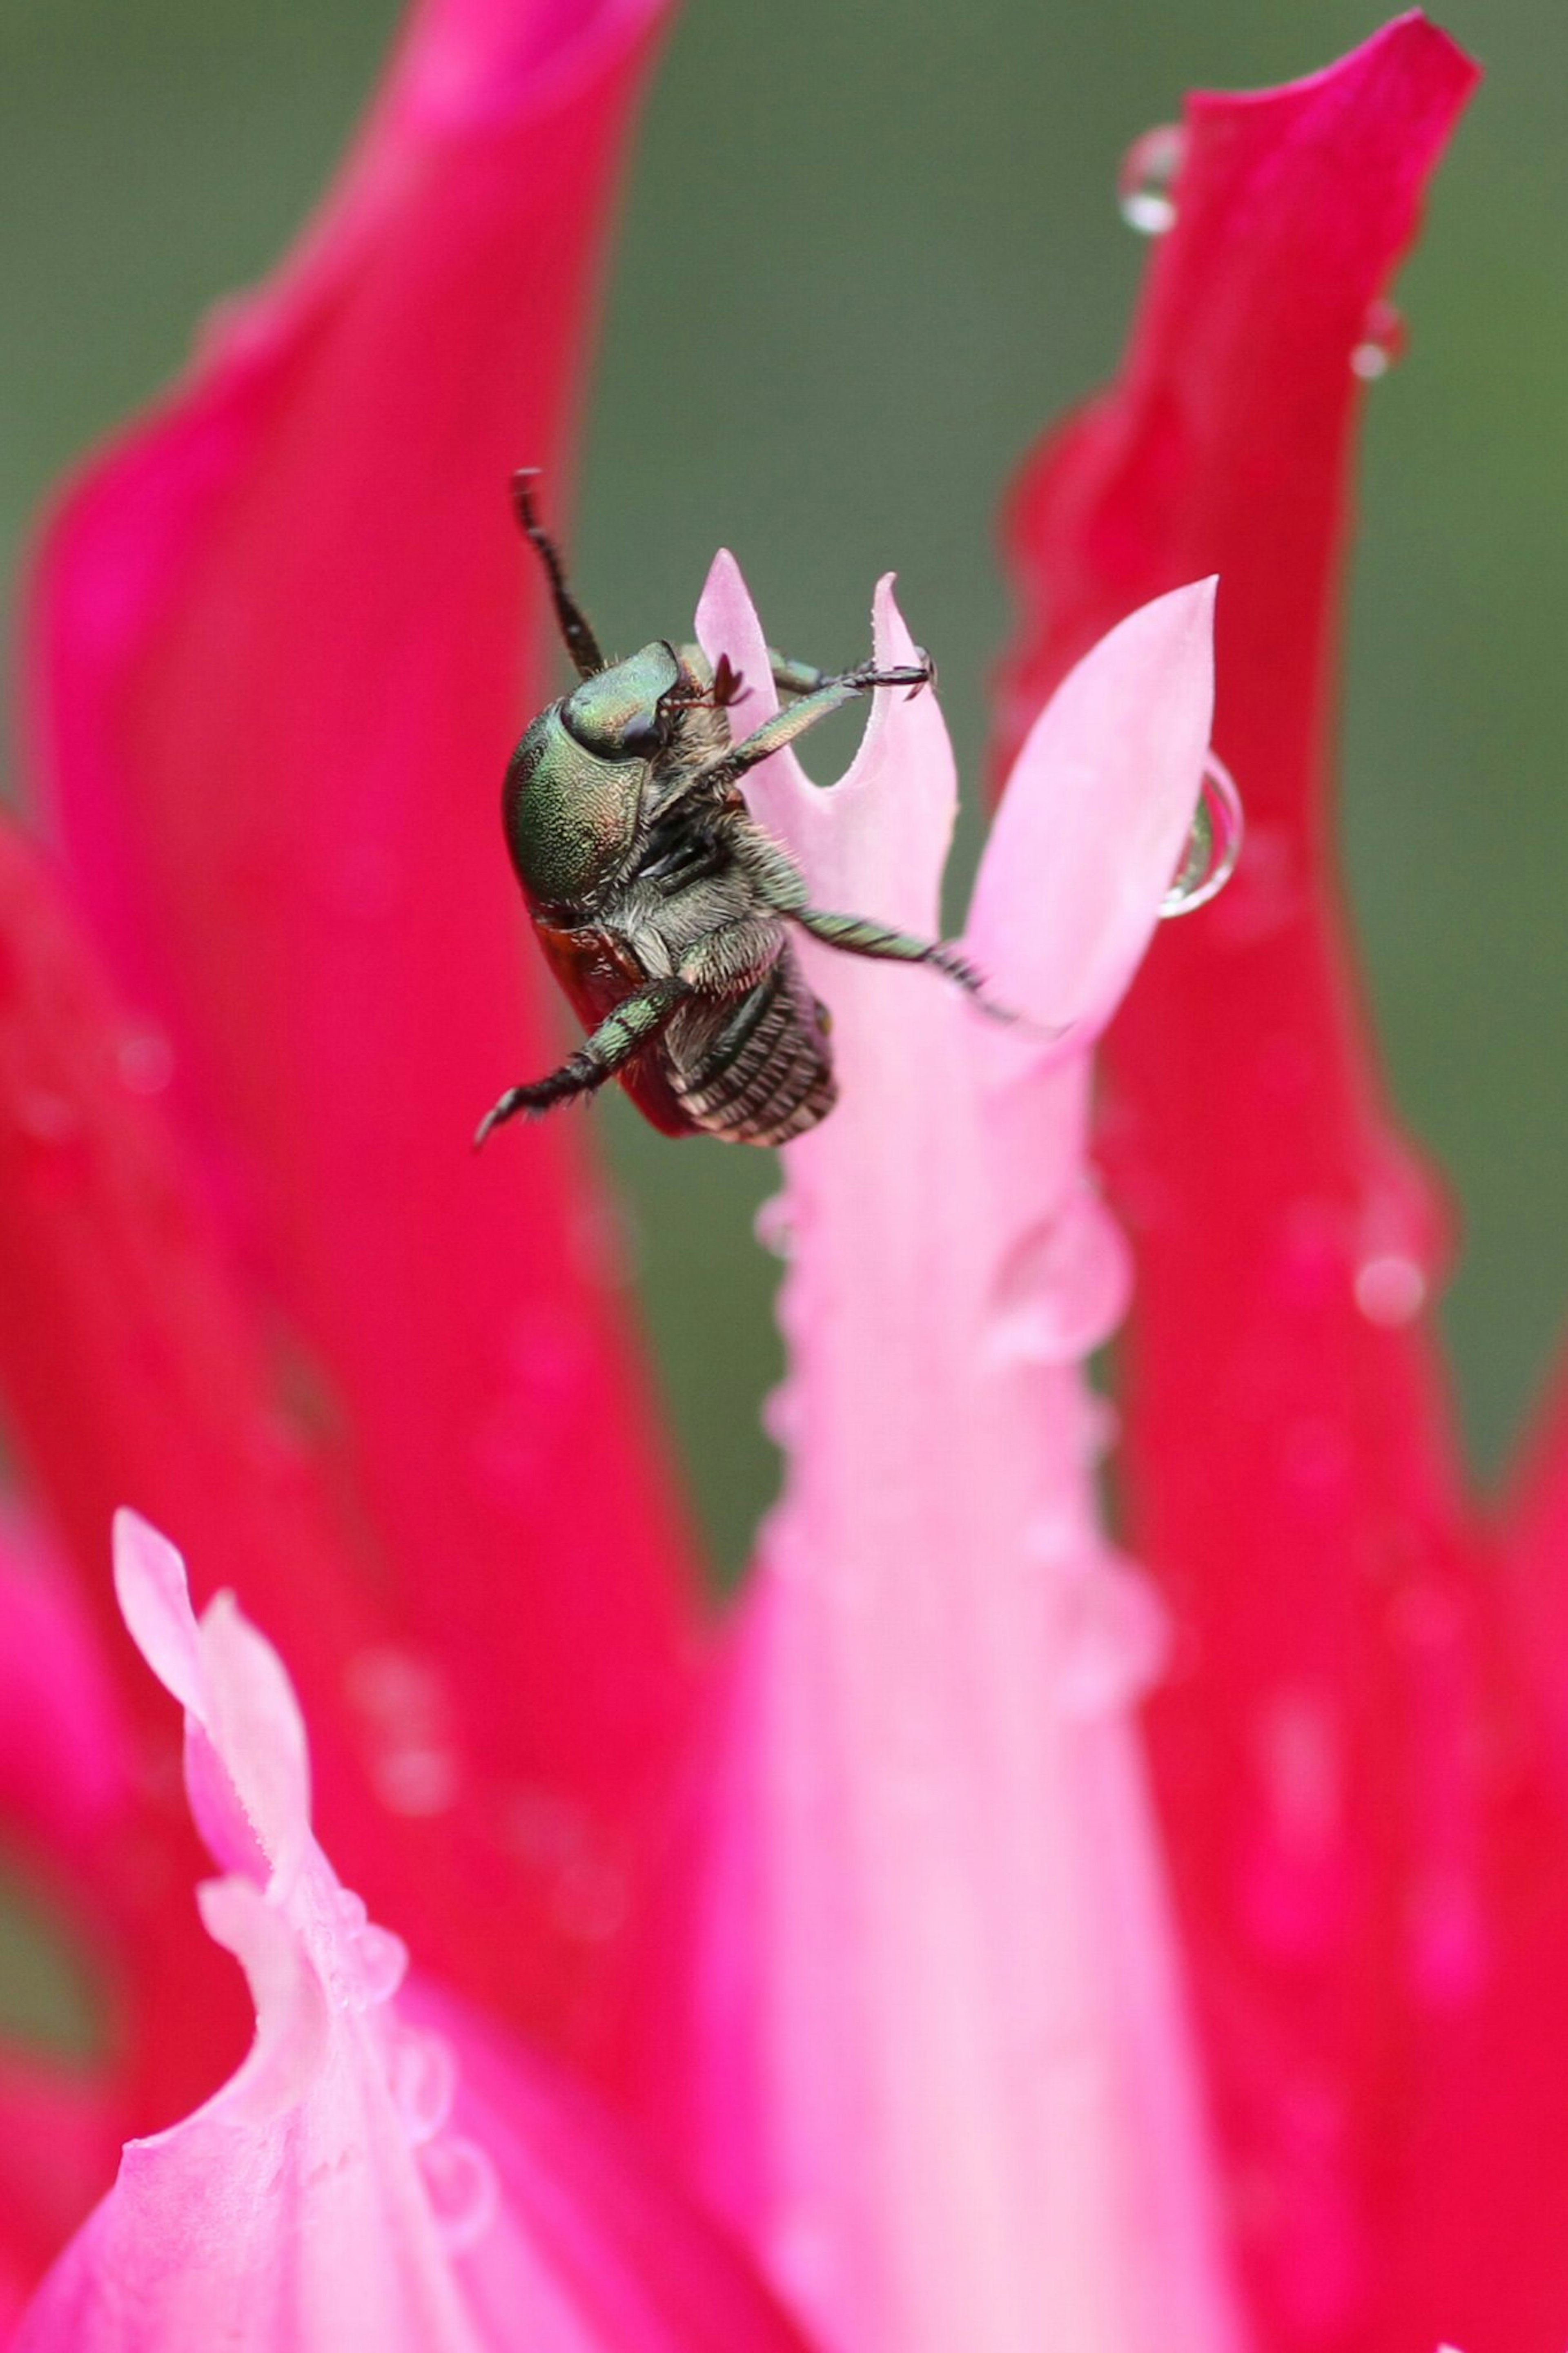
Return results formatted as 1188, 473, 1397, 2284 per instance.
0, 817, 663, 2128
0, 2048, 121, 2316
23, 0, 698, 2061
994, 20, 1503, 2349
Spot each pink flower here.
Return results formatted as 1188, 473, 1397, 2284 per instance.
0, 5, 1556, 2353
14, 1512, 818, 2353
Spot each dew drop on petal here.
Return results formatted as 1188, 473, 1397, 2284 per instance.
1353, 1251, 1428, 1327
1350, 297, 1406, 380
754, 1192, 795, 1260
762, 1379, 803, 1449
14, 1090, 81, 1144
117, 1031, 176, 1095
385, 2023, 458, 2145
1054, 1556, 1169, 1715
351, 1922, 409, 2008
1117, 123, 1185, 234
418, 2134, 498, 2253
988, 1188, 1132, 1367
1162, 754, 1244, 918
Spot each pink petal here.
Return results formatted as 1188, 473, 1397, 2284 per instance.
643, 562, 1242, 2353
968, 579, 1215, 1042
993, 20, 1501, 2343
16, 1525, 818, 2353
24, 0, 698, 2062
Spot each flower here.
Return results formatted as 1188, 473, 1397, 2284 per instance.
13, 1512, 820, 2353
0, 5, 1555, 2353
629, 555, 1242, 2353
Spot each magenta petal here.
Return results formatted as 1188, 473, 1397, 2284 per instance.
0, 1506, 132, 1867
644, 563, 1241, 2353
992, 20, 1503, 2344
25, 0, 698, 2049
19, 1520, 816, 2353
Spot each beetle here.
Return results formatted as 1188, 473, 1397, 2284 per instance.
476, 473, 1006, 1149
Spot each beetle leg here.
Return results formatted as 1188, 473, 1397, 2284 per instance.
692, 656, 935, 794
767, 647, 937, 700
766, 650, 832, 697
474, 978, 689, 1144
790, 908, 1015, 1022
510, 469, 606, 680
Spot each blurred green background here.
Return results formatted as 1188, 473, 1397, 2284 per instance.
0, 0, 1564, 1616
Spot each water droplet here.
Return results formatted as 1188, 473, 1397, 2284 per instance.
754, 1192, 795, 1259
1054, 1555, 1168, 1715
418, 2134, 497, 2253
117, 1031, 175, 1095
14, 1089, 80, 1144
988, 1186, 1132, 1365
345, 1646, 463, 1818
385, 2025, 457, 2145
1350, 298, 1405, 380
1408, 1873, 1486, 2008
550, 1855, 629, 1943
1117, 123, 1185, 234
1353, 1252, 1427, 1327
1162, 753, 1243, 917
761, 1379, 802, 1449
352, 1923, 408, 2007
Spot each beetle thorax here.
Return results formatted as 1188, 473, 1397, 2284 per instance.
502, 707, 644, 913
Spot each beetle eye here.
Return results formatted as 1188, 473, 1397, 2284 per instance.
619, 713, 666, 761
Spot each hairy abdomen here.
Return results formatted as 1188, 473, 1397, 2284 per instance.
664, 945, 835, 1145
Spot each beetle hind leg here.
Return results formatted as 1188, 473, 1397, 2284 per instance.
474, 977, 690, 1146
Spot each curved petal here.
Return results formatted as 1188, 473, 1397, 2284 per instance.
968, 579, 1214, 1041
992, 21, 1499, 2343
24, 0, 699, 2065
643, 563, 1242, 2353
16, 1523, 821, 2353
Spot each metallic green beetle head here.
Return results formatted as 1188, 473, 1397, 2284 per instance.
503, 641, 682, 912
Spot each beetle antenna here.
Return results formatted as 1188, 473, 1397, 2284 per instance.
511, 469, 606, 679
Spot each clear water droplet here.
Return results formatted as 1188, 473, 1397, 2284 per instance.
761, 1379, 802, 1448
1350, 298, 1405, 381
754, 1192, 795, 1260
1117, 123, 1185, 234
1162, 753, 1243, 917
1353, 1252, 1427, 1327
418, 2134, 497, 2253
988, 1187, 1132, 1366
14, 1089, 80, 1143
117, 1032, 175, 1095
352, 1923, 408, 2007
1054, 1555, 1168, 1715
386, 2025, 457, 2145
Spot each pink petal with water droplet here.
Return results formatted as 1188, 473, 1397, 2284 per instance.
968, 582, 1214, 1039
641, 569, 1243, 2353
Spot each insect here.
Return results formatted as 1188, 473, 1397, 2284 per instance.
476, 473, 1007, 1149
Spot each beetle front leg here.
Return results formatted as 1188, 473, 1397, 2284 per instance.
474, 978, 689, 1144
766, 647, 936, 701
696, 656, 935, 794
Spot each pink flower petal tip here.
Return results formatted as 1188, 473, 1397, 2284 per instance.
15, 1516, 820, 2353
